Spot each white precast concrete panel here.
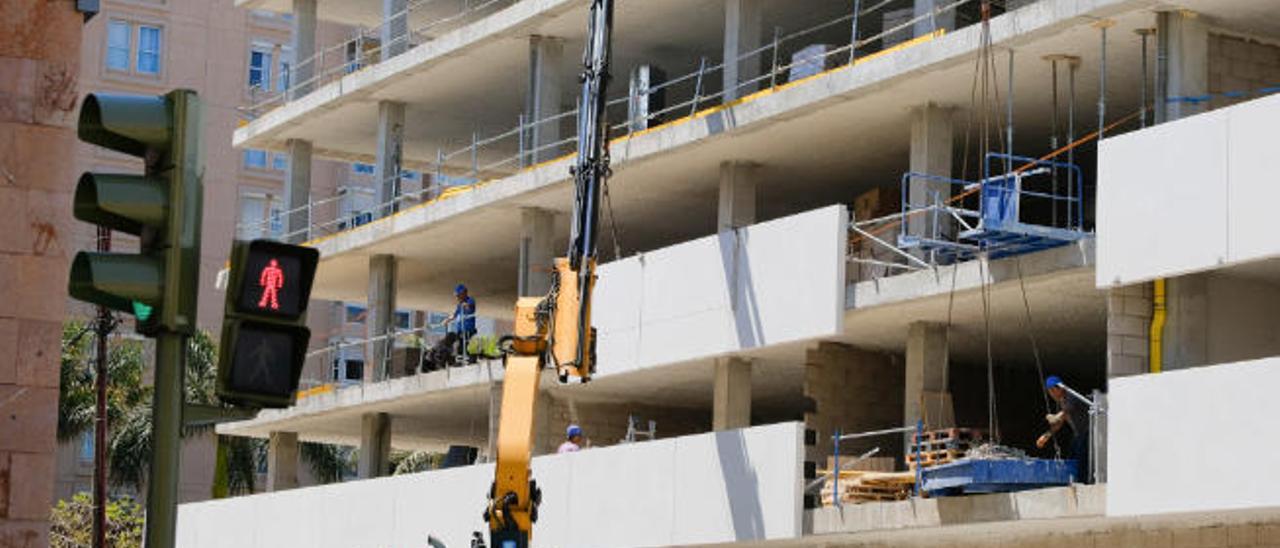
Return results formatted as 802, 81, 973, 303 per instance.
671, 425, 804, 545
1097, 94, 1280, 287
562, 437, 678, 547
593, 205, 848, 376
1227, 95, 1280, 261
1096, 109, 1229, 287
177, 422, 804, 548
1107, 358, 1280, 516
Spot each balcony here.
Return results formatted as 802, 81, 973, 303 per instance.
1097, 92, 1280, 287
180, 422, 804, 548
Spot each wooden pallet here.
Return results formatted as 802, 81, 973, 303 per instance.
820, 471, 916, 506
912, 427, 985, 444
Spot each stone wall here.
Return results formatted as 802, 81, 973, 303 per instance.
1105, 283, 1152, 379
0, 1, 84, 545
803, 343, 904, 469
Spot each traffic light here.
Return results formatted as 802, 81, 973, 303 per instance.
68, 90, 202, 336
217, 240, 320, 409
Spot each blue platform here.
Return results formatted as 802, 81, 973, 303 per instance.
896, 152, 1088, 264
921, 458, 1079, 496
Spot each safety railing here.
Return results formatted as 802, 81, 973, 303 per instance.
238, 0, 987, 243
241, 0, 516, 116
297, 321, 502, 393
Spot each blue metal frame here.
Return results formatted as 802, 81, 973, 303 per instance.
894, 152, 1088, 263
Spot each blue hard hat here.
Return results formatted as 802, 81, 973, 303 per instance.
1045, 375, 1062, 389
455, 284, 467, 295
567, 425, 582, 439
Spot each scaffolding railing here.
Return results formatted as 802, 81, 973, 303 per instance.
300, 322, 501, 393
237, 0, 985, 244
241, 0, 516, 116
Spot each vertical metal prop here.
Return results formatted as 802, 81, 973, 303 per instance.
848, 0, 862, 65
690, 57, 707, 116
1097, 20, 1112, 138
770, 27, 781, 90
832, 428, 842, 509
1006, 49, 1015, 174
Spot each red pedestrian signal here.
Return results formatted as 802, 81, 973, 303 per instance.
230, 241, 316, 319
218, 239, 319, 408
257, 259, 285, 311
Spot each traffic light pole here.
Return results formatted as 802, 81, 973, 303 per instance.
93, 228, 110, 548
144, 331, 186, 548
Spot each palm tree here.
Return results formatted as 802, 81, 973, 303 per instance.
58, 321, 350, 498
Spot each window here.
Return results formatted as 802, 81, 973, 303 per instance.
278, 47, 293, 92
79, 433, 94, 463
272, 153, 289, 171
243, 149, 268, 170
394, 310, 412, 330
137, 26, 162, 75
106, 20, 162, 76
344, 304, 367, 324
428, 312, 449, 335
106, 21, 131, 71
352, 163, 375, 175
403, 170, 421, 182
248, 48, 272, 91
238, 193, 283, 240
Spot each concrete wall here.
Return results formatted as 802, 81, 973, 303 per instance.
178, 422, 803, 548
1097, 93, 1280, 287
1161, 271, 1280, 371
1209, 34, 1280, 111
594, 205, 848, 376
803, 343, 903, 465
1108, 357, 1280, 516
1105, 283, 1153, 379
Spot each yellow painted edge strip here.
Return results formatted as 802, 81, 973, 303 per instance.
296, 383, 336, 400
303, 29, 946, 250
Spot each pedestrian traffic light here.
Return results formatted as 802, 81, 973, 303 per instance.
217, 240, 320, 409
68, 90, 203, 336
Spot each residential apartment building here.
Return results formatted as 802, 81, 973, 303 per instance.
176, 0, 1280, 546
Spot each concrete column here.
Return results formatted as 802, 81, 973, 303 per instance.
718, 161, 758, 232
722, 0, 763, 103
282, 139, 312, 243
913, 0, 956, 38
519, 208, 556, 296
904, 322, 952, 435
712, 357, 752, 431
1156, 10, 1208, 123
290, 0, 317, 98
375, 101, 406, 218
358, 412, 392, 478
907, 103, 954, 243
366, 254, 398, 382
526, 36, 566, 165
487, 381, 503, 461
1164, 273, 1208, 370
266, 431, 299, 492
382, 0, 410, 59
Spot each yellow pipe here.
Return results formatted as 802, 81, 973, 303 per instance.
1150, 278, 1166, 373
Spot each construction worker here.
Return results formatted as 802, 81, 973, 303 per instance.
444, 284, 477, 364
558, 425, 584, 454
1036, 375, 1089, 465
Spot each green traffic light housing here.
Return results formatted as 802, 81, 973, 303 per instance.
68, 90, 202, 336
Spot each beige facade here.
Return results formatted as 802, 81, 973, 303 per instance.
0, 1, 84, 544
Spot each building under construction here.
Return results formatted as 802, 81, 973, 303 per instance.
180, 0, 1280, 546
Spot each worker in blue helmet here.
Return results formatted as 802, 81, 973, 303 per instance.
1036, 375, 1090, 468
558, 424, 584, 454
444, 283, 477, 364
